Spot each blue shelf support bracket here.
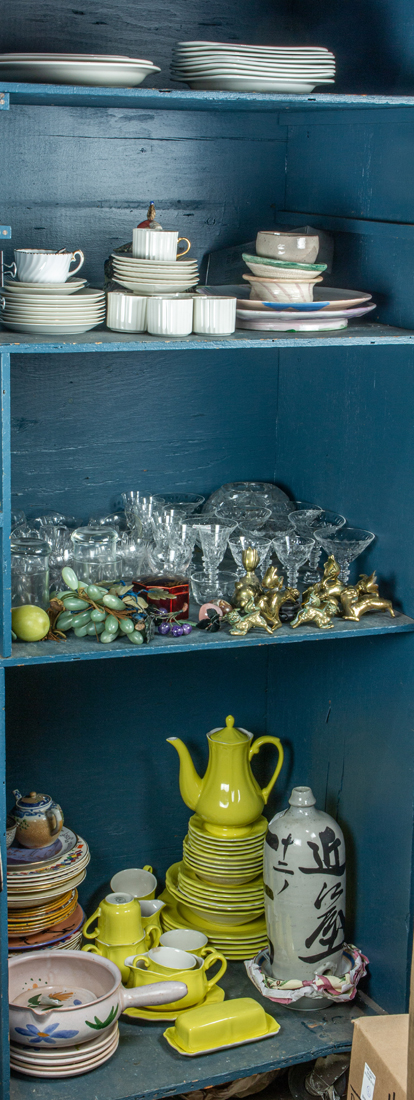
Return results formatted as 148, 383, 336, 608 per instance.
0, 230, 11, 239
0, 665, 9, 1100
0, 93, 9, 111
1, 353, 11, 660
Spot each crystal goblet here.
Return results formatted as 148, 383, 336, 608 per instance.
229, 535, 272, 576
119, 532, 148, 579
313, 526, 375, 583
153, 493, 205, 514
290, 508, 346, 582
273, 534, 315, 588
192, 522, 235, 576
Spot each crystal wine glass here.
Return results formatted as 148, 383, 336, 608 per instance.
289, 508, 346, 582
229, 534, 272, 576
119, 531, 148, 579
273, 534, 315, 588
153, 493, 205, 514
313, 526, 375, 583
192, 522, 235, 577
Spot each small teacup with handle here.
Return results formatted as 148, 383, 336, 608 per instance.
83, 892, 155, 946
13, 248, 85, 284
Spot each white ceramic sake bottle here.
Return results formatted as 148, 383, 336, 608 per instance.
264, 786, 346, 981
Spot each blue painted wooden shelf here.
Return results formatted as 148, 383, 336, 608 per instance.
6, 610, 414, 666
1, 323, 414, 353
9, 964, 378, 1100
3, 84, 414, 112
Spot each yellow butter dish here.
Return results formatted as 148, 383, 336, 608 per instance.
163, 997, 280, 1056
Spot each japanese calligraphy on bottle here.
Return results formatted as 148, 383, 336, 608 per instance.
264, 786, 346, 981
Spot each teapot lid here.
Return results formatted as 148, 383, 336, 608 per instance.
13, 790, 51, 808
209, 715, 250, 744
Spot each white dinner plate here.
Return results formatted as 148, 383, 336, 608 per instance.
236, 317, 348, 331
1, 320, 104, 334
0, 59, 160, 86
4, 279, 87, 294
175, 41, 335, 53
172, 68, 335, 77
180, 77, 334, 91
237, 303, 376, 321
1, 53, 156, 62
115, 279, 199, 293
112, 264, 198, 274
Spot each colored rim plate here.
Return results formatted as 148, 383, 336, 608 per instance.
7, 826, 78, 868
7, 834, 88, 873
8, 903, 84, 949
123, 983, 225, 1022
163, 1013, 280, 1056
236, 318, 348, 332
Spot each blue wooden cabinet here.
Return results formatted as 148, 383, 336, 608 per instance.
2, 2, 414, 1095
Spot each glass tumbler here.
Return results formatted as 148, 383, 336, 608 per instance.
11, 537, 51, 608
71, 525, 120, 584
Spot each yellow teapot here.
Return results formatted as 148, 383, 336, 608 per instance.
167, 715, 283, 835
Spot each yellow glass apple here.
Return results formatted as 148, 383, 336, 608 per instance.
12, 606, 50, 642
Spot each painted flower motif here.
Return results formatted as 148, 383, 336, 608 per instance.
14, 1023, 79, 1045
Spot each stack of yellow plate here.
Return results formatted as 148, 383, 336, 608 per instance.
7, 828, 89, 954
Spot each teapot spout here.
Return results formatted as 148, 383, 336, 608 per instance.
167, 737, 203, 811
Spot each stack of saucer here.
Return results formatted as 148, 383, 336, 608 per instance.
10, 1022, 119, 1078
111, 251, 199, 295
1, 282, 105, 335
7, 827, 89, 955
171, 42, 335, 93
162, 814, 268, 959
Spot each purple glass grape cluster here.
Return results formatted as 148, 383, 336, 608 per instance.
157, 620, 192, 636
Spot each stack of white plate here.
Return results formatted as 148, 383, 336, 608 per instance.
1, 284, 105, 335
111, 251, 200, 295
0, 54, 160, 87
171, 42, 335, 93
10, 1022, 119, 1078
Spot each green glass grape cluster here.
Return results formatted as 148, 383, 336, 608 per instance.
55, 567, 144, 645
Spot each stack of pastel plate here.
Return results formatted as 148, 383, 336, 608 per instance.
171, 42, 335, 93
199, 285, 375, 332
1, 285, 105, 335
160, 887, 267, 960
10, 1022, 119, 1078
111, 251, 200, 295
0, 53, 160, 87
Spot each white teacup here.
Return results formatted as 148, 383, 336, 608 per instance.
160, 929, 208, 955
14, 248, 85, 284
132, 229, 191, 262
134, 945, 198, 972
106, 291, 147, 332
147, 295, 194, 337
193, 296, 236, 335
110, 866, 157, 900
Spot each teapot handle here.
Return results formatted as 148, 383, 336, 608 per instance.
47, 803, 63, 836
249, 736, 284, 804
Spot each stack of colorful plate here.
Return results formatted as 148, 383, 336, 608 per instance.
161, 813, 268, 959
7, 827, 89, 955
10, 1022, 119, 1078
171, 42, 335, 93
1, 282, 105, 335
200, 285, 376, 332
110, 251, 200, 295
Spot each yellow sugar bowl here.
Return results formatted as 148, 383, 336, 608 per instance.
163, 997, 280, 1055
126, 948, 227, 1010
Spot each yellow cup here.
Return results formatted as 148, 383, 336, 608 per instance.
126, 949, 227, 1010
82, 924, 160, 982
110, 866, 157, 901
83, 892, 144, 945
160, 929, 208, 956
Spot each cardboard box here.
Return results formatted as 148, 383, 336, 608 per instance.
348, 1015, 408, 1100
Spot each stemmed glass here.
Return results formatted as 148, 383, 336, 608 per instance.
273, 534, 315, 588
289, 507, 345, 582
313, 526, 375, 583
191, 521, 235, 578
153, 493, 205, 514
229, 534, 272, 577
118, 531, 148, 579
150, 507, 187, 550
215, 501, 271, 531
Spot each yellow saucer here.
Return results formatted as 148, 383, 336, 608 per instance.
160, 887, 266, 938
190, 815, 268, 842
163, 1011, 280, 1056
123, 983, 225, 1022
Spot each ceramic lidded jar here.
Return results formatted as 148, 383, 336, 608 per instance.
12, 790, 64, 848
264, 786, 346, 981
